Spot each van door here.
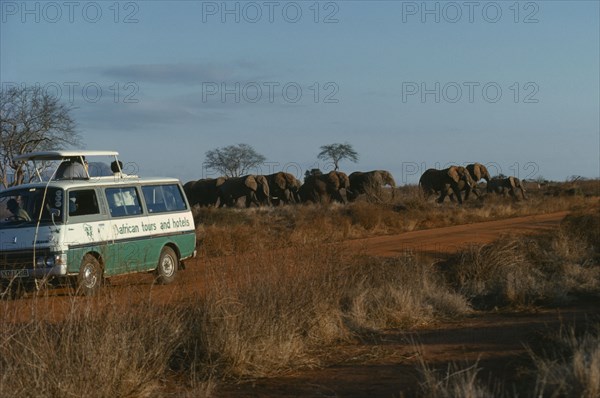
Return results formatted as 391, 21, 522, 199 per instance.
65, 188, 110, 273
104, 186, 149, 275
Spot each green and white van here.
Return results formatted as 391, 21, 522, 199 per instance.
0, 151, 196, 296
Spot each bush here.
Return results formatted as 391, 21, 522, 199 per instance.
443, 211, 600, 309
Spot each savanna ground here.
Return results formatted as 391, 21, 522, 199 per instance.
1, 180, 599, 397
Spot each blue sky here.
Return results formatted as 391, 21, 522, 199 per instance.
1, 0, 598, 183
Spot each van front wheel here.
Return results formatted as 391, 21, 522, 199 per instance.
78, 254, 103, 296
156, 246, 177, 285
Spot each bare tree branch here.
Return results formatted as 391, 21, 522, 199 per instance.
204, 143, 266, 177
0, 86, 80, 187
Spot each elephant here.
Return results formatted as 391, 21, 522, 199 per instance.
183, 177, 228, 207
445, 163, 491, 202
217, 175, 271, 207
265, 172, 302, 205
466, 163, 492, 183
487, 176, 527, 200
419, 166, 475, 204
299, 170, 350, 204
348, 170, 396, 202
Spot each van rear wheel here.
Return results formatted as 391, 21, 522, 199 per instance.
156, 246, 177, 285
78, 254, 103, 296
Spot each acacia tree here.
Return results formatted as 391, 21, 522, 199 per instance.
204, 143, 266, 177
317, 142, 359, 171
0, 86, 80, 187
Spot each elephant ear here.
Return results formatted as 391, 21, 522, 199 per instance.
215, 177, 227, 187
484, 166, 492, 181
471, 164, 481, 180
326, 171, 340, 188
338, 172, 350, 188
283, 173, 296, 187
274, 173, 287, 190
244, 175, 258, 191
447, 167, 460, 183
382, 170, 396, 187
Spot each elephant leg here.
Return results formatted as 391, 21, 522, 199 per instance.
330, 189, 346, 204
283, 189, 293, 204
246, 192, 260, 207
450, 184, 463, 204
446, 188, 456, 202
422, 187, 434, 201
437, 190, 447, 203
519, 187, 527, 199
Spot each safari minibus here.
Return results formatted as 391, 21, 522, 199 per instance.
0, 151, 196, 296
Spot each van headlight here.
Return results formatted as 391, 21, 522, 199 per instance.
36, 254, 65, 267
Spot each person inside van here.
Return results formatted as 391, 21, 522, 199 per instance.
6, 198, 31, 221
55, 157, 88, 179
110, 160, 123, 174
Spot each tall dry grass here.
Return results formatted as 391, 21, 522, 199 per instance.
418, 360, 506, 398
0, 245, 469, 395
173, 246, 469, 381
443, 210, 600, 309
530, 324, 600, 398
0, 298, 186, 398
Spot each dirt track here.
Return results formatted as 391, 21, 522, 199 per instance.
348, 211, 569, 257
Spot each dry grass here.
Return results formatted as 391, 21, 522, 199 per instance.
530, 324, 600, 398
443, 210, 600, 309
418, 359, 506, 398
173, 246, 469, 382
194, 184, 598, 258
0, 298, 185, 398
1, 246, 470, 395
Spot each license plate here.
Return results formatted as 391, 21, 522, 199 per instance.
0, 269, 29, 279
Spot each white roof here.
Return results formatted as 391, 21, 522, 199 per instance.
1, 176, 181, 193
14, 150, 119, 162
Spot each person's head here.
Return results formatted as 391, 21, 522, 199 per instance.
7, 199, 18, 213
111, 160, 123, 173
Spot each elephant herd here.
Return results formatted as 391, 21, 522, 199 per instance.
183, 165, 526, 208
418, 163, 527, 204
184, 170, 397, 208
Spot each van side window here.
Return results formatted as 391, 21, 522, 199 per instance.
105, 187, 142, 217
141, 184, 187, 214
68, 189, 100, 216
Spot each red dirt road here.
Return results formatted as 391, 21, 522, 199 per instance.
349, 211, 569, 257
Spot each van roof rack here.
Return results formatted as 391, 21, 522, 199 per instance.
14, 150, 122, 182
13, 150, 119, 162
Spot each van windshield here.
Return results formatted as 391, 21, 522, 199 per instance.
0, 187, 64, 226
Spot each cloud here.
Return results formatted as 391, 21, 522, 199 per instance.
74, 97, 230, 131
72, 61, 267, 86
